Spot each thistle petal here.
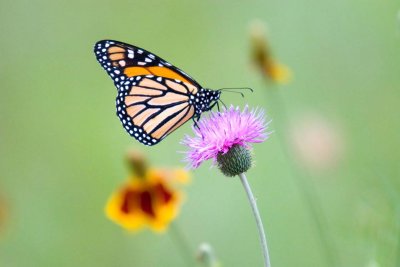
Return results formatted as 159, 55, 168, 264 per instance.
181, 105, 270, 169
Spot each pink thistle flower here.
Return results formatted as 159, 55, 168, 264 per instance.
183, 106, 273, 266
182, 105, 270, 170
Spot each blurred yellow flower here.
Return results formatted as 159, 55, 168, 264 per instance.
105, 150, 189, 233
250, 20, 291, 84
263, 61, 291, 84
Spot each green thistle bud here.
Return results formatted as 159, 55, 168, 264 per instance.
217, 145, 252, 177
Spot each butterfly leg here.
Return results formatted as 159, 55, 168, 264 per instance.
192, 115, 206, 139
208, 101, 219, 112
192, 115, 201, 129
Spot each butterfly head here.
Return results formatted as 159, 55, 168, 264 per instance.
193, 88, 221, 114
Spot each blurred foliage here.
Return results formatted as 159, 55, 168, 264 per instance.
0, 0, 399, 266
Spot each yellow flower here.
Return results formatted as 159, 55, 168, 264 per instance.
105, 150, 189, 233
250, 20, 291, 84
264, 61, 291, 84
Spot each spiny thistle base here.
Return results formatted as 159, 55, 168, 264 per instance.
217, 145, 252, 177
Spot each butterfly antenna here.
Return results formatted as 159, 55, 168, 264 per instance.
219, 89, 245, 98
218, 87, 254, 93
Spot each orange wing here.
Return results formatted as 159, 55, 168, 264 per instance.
115, 75, 197, 146
94, 40, 202, 90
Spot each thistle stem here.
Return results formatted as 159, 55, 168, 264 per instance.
239, 173, 271, 267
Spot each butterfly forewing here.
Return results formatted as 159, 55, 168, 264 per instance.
94, 40, 201, 88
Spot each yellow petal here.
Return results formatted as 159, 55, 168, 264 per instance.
265, 61, 292, 84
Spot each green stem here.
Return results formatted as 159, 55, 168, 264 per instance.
169, 223, 194, 266
266, 88, 338, 266
374, 169, 400, 267
396, 227, 400, 267
239, 172, 271, 267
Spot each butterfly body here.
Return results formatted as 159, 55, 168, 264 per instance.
94, 40, 220, 146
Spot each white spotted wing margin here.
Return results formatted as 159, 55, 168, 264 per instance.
94, 40, 202, 89
115, 75, 196, 146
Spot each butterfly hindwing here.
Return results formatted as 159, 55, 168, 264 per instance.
116, 75, 196, 146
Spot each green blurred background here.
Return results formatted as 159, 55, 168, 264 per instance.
1, 0, 399, 266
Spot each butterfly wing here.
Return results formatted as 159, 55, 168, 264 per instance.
94, 40, 201, 89
116, 75, 197, 145
94, 40, 204, 145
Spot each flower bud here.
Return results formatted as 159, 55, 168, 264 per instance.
126, 150, 147, 177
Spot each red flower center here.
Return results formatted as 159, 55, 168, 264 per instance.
139, 191, 155, 217
118, 181, 175, 219
120, 190, 138, 214
154, 183, 173, 204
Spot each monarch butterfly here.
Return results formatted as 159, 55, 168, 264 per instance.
94, 40, 222, 146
